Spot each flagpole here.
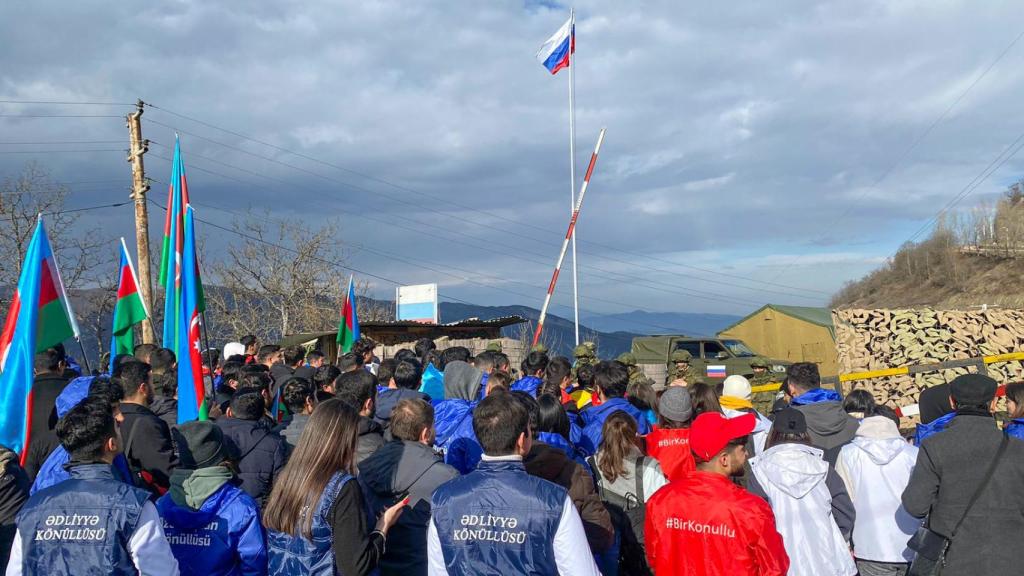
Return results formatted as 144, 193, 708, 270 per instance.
568, 7, 580, 347
75, 338, 92, 375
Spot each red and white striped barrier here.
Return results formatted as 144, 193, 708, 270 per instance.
533, 128, 607, 347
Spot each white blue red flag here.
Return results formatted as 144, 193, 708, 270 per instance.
537, 15, 574, 75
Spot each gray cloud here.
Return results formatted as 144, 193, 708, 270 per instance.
2, 0, 1023, 316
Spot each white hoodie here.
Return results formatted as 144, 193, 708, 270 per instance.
750, 443, 857, 576
835, 416, 919, 563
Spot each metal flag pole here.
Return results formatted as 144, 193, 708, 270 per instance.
568, 7, 580, 347
534, 128, 606, 347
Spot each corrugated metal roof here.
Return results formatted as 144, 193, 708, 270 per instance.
279, 315, 527, 346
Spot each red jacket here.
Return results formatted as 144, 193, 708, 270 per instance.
645, 426, 695, 482
645, 470, 789, 576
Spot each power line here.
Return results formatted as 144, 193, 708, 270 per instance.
0, 149, 124, 154
148, 188, 687, 333
143, 115, 825, 301
42, 200, 133, 216
768, 27, 1024, 282
903, 128, 1024, 245
145, 146, 770, 309
0, 99, 135, 106
0, 140, 123, 145
0, 114, 121, 118
142, 104, 828, 298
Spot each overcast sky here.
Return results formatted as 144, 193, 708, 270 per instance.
2, 0, 1023, 320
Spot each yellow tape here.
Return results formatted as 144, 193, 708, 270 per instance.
750, 382, 782, 393
983, 352, 1024, 364
839, 366, 909, 382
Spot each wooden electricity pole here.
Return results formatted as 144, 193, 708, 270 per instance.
126, 99, 156, 344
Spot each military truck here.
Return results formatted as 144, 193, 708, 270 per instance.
631, 335, 789, 385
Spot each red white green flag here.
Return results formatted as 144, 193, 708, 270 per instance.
159, 136, 205, 350
336, 275, 359, 354
110, 238, 149, 367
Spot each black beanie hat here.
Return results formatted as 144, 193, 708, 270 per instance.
949, 374, 998, 407
771, 407, 807, 435
173, 420, 231, 469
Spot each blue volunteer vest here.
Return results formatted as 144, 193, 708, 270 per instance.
431, 459, 566, 575
267, 471, 376, 575
16, 463, 150, 576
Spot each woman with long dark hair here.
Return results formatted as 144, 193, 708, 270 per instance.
589, 411, 666, 575
264, 399, 405, 575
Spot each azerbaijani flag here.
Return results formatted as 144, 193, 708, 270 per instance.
536, 13, 574, 75
109, 238, 149, 372
159, 136, 204, 350
176, 205, 207, 423
0, 217, 78, 458
336, 275, 359, 354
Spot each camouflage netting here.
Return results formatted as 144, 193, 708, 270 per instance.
834, 308, 1024, 410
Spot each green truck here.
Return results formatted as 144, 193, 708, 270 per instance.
631, 335, 790, 386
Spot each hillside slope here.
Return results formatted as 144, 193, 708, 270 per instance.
832, 233, 1024, 309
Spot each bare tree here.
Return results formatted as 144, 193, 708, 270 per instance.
0, 162, 108, 309
205, 212, 349, 343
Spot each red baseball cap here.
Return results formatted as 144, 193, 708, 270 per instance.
690, 412, 756, 461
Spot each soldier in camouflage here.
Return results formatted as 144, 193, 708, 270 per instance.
667, 349, 700, 387
486, 341, 503, 353
749, 356, 781, 415
572, 342, 597, 379
616, 352, 653, 386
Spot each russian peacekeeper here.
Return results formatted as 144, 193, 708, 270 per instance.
572, 343, 597, 378
486, 341, 503, 353
749, 356, 781, 415
616, 352, 652, 386
667, 350, 700, 386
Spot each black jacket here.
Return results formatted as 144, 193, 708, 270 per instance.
356, 416, 385, 466
27, 374, 67, 465
149, 396, 178, 431
216, 416, 288, 508
0, 447, 28, 569
269, 364, 296, 396
119, 402, 178, 493
359, 439, 458, 576
902, 412, 1024, 574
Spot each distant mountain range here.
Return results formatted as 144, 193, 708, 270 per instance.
24, 283, 741, 365
439, 302, 741, 358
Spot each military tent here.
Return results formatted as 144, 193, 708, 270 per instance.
718, 304, 837, 376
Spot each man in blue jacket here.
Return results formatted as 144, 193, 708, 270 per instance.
578, 361, 652, 455
157, 420, 267, 576
8, 398, 178, 575
31, 376, 134, 495
510, 351, 548, 396
427, 391, 600, 576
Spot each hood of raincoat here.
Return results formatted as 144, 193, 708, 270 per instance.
851, 415, 907, 465
56, 376, 95, 418
443, 361, 482, 401
750, 443, 827, 499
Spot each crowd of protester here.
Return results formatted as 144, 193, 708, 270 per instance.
2, 336, 1023, 575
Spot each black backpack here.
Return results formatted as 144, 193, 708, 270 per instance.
588, 455, 653, 576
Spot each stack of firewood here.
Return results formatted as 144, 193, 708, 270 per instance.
834, 308, 1024, 407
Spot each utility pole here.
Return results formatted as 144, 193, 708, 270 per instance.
126, 99, 156, 344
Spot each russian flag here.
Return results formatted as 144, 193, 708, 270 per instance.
707, 365, 727, 379
537, 15, 574, 75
